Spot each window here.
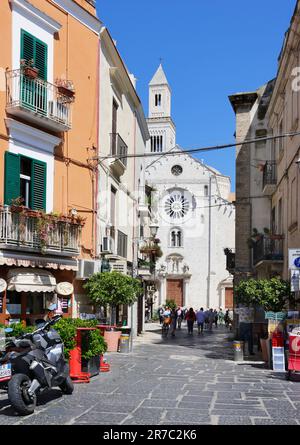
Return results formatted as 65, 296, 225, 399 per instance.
21, 30, 48, 80
278, 120, 284, 157
150, 135, 163, 152
278, 198, 282, 234
117, 230, 127, 258
21, 30, 48, 114
204, 185, 209, 196
171, 165, 183, 176
155, 94, 161, 106
164, 193, 190, 219
291, 177, 297, 224
4, 152, 47, 210
255, 129, 267, 150
170, 229, 183, 247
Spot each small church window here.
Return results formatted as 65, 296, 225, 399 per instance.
204, 185, 209, 196
155, 94, 162, 107
170, 229, 183, 247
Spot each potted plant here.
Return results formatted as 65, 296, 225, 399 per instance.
55, 79, 75, 99
235, 278, 293, 364
55, 318, 107, 376
20, 59, 39, 79
139, 241, 163, 258
83, 271, 142, 352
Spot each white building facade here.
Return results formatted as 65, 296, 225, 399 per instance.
145, 65, 235, 310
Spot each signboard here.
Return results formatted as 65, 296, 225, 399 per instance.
291, 270, 300, 292
289, 249, 300, 269
56, 282, 74, 296
0, 279, 7, 293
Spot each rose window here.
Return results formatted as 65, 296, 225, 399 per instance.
171, 165, 183, 176
164, 193, 190, 219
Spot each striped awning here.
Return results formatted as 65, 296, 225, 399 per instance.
7, 268, 56, 293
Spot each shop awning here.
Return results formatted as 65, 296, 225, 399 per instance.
0, 252, 78, 271
7, 268, 56, 293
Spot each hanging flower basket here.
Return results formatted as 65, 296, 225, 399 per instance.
23, 66, 39, 79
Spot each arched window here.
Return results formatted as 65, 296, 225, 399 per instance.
204, 185, 208, 196
170, 229, 183, 247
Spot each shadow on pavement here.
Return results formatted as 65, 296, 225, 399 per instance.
0, 388, 63, 417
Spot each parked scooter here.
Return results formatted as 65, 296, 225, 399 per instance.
0, 314, 74, 415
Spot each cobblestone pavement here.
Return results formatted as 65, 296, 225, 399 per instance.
1, 322, 300, 425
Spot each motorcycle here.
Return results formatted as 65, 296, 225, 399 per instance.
0, 314, 74, 416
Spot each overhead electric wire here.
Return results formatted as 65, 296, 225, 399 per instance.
89, 130, 300, 162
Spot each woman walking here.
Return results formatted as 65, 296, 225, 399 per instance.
185, 307, 196, 335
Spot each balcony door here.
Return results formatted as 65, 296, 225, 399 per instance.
20, 30, 48, 115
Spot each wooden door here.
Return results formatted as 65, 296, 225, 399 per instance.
225, 288, 233, 309
167, 280, 183, 307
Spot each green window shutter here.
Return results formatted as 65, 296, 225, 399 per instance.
35, 40, 47, 81
21, 30, 34, 64
31, 160, 47, 211
4, 152, 20, 205
20, 30, 48, 80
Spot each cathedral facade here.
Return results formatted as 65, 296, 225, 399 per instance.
145, 65, 235, 311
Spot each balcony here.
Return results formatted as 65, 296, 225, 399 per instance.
224, 248, 235, 274
6, 70, 72, 132
253, 235, 283, 266
262, 161, 277, 195
0, 206, 81, 257
109, 133, 128, 177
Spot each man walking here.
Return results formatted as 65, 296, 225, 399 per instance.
208, 308, 215, 332
196, 307, 205, 334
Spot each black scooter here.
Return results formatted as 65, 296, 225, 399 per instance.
0, 314, 74, 416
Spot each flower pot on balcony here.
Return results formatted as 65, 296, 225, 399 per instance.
23, 66, 39, 79
57, 85, 75, 98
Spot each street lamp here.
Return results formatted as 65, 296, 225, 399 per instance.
149, 220, 159, 239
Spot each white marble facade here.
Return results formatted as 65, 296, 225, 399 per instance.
145, 65, 235, 311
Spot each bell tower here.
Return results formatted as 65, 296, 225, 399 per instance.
147, 64, 176, 155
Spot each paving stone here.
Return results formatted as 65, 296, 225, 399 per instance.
218, 416, 253, 425
253, 418, 298, 425
164, 410, 211, 423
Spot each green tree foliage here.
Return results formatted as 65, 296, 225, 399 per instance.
83, 271, 143, 307
235, 278, 292, 312
165, 299, 177, 310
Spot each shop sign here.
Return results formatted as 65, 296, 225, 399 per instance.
291, 270, 300, 292
56, 282, 74, 296
0, 279, 7, 293
289, 249, 300, 269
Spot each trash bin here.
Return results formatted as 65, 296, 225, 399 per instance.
233, 340, 244, 361
119, 333, 130, 353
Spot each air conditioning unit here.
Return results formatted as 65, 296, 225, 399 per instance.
76, 259, 101, 280
110, 260, 127, 275
101, 236, 114, 253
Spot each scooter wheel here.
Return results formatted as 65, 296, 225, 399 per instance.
8, 374, 36, 416
59, 376, 74, 394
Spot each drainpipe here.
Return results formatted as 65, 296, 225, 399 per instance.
130, 111, 137, 352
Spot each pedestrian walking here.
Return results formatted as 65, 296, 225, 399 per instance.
214, 309, 218, 328
204, 309, 209, 330
170, 308, 178, 337
185, 307, 196, 335
218, 308, 225, 326
158, 307, 164, 325
208, 308, 215, 332
177, 307, 183, 329
196, 307, 205, 334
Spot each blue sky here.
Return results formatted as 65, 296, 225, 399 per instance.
96, 0, 296, 190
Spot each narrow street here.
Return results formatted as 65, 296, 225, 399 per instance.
1, 322, 300, 425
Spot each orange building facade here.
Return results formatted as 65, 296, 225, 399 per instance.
0, 0, 101, 325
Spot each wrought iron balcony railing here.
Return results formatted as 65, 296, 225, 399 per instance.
0, 206, 81, 256
262, 161, 277, 191
110, 133, 128, 168
6, 69, 72, 132
253, 235, 283, 266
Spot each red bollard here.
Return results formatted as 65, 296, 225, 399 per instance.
69, 330, 91, 383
